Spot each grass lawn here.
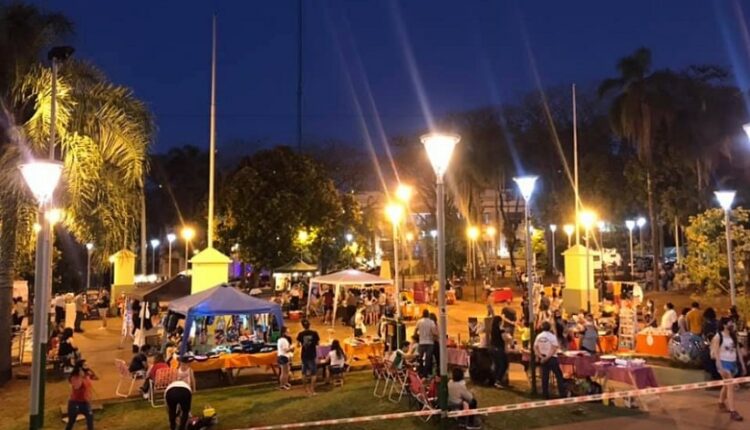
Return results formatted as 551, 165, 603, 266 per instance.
24, 370, 641, 430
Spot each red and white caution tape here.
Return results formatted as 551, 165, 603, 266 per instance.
237, 376, 750, 430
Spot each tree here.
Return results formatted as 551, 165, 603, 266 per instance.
684, 207, 750, 296
216, 146, 368, 278
0, 4, 152, 383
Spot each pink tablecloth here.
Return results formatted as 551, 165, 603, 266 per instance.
558, 354, 598, 378
317, 345, 331, 360
447, 347, 470, 367
594, 363, 658, 389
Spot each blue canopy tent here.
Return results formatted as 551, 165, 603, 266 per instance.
168, 283, 284, 355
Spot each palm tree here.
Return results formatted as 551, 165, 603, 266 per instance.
0, 4, 152, 383
599, 47, 671, 287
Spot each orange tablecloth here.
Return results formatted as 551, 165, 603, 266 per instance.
401, 303, 423, 320
599, 335, 618, 354
343, 339, 384, 362
635, 333, 670, 358
189, 352, 278, 373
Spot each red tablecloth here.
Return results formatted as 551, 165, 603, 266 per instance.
491, 288, 513, 304
594, 363, 658, 389
447, 348, 470, 367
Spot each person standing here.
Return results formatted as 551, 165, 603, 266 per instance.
686, 302, 703, 336
277, 326, 294, 390
659, 302, 678, 332
500, 300, 517, 336
164, 377, 192, 430
490, 316, 509, 388
322, 288, 334, 324
345, 291, 357, 326
97, 289, 110, 329
296, 319, 320, 396
415, 309, 437, 377
534, 321, 565, 399
711, 317, 745, 422
74, 292, 86, 333
54, 294, 66, 325
64, 360, 97, 430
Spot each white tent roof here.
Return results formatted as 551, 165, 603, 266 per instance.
310, 269, 392, 286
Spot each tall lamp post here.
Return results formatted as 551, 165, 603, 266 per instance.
625, 220, 635, 276
386, 202, 404, 327
563, 224, 574, 249
166, 233, 176, 277
636, 217, 646, 256
181, 227, 195, 271
549, 224, 557, 273
580, 210, 597, 313
467, 225, 479, 299
150, 239, 160, 275
22, 45, 72, 430
430, 229, 438, 276
421, 132, 459, 414
513, 175, 538, 395
85, 243, 94, 291
715, 191, 737, 305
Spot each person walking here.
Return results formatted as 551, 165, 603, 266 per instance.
490, 316, 509, 388
712, 317, 745, 422
296, 319, 320, 396
415, 309, 437, 377
64, 360, 97, 430
97, 289, 110, 329
277, 326, 294, 390
74, 292, 86, 333
534, 321, 566, 399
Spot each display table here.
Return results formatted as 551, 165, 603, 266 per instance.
635, 333, 670, 358
400, 303, 422, 320
447, 347, 470, 367
188, 351, 278, 383
558, 353, 598, 378
594, 363, 658, 389
491, 288, 513, 304
316, 344, 332, 360
342, 338, 384, 362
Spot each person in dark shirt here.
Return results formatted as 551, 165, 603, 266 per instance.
129, 345, 149, 375
490, 316, 509, 388
323, 289, 335, 324
296, 319, 320, 396
500, 300, 517, 336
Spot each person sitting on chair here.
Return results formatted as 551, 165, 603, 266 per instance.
448, 367, 481, 429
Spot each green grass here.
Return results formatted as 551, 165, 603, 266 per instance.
26, 371, 639, 430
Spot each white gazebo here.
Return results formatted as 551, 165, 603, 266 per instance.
308, 269, 392, 326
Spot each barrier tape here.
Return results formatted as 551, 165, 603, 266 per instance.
238, 375, 750, 430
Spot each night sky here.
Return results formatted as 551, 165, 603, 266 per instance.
30, 0, 750, 154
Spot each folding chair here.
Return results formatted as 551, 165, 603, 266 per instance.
114, 359, 143, 398
386, 358, 408, 403
150, 367, 177, 407
406, 369, 438, 422
369, 356, 388, 397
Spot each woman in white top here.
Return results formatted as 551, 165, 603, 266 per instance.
165, 379, 192, 430
711, 317, 745, 422
327, 339, 347, 375
277, 327, 294, 390
176, 356, 196, 391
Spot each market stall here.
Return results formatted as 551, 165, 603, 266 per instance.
273, 259, 318, 290
169, 284, 285, 360
308, 269, 392, 327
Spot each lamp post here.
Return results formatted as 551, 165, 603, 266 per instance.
513, 175, 538, 395
181, 227, 195, 271
580, 210, 597, 314
150, 239, 160, 276
386, 202, 404, 310
22, 45, 72, 430
467, 226, 479, 299
563, 224, 574, 249
430, 229, 438, 276
715, 191, 737, 306
549, 224, 557, 273
625, 220, 635, 276
167, 233, 176, 277
421, 132, 459, 414
85, 243, 94, 291
636, 217, 646, 257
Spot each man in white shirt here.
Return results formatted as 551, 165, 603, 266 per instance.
660, 302, 678, 332
415, 309, 437, 377
533, 321, 565, 399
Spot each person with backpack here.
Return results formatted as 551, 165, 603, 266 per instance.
711, 317, 745, 422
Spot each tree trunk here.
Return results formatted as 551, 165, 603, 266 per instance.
646, 171, 661, 290
0, 196, 19, 384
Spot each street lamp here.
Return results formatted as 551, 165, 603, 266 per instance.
345, 233, 354, 243
430, 229, 438, 276
580, 210, 597, 313
636, 217, 646, 256
385, 202, 404, 330
166, 233, 176, 277
513, 174, 538, 395
563, 224, 574, 248
466, 226, 479, 287
85, 243, 94, 291
715, 191, 737, 305
395, 183, 413, 204
625, 220, 635, 276
150, 239, 160, 276
181, 227, 195, 271
549, 224, 557, 273
421, 132, 459, 413
23, 44, 73, 430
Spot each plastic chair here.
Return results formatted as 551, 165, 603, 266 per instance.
150, 367, 177, 407
114, 359, 143, 398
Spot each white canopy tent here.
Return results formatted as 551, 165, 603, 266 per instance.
308, 269, 392, 326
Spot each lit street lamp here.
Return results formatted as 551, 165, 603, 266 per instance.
580, 210, 597, 313
625, 220, 635, 276
345, 233, 354, 243
563, 224, 574, 248
167, 233, 176, 277
181, 227, 195, 271
85, 243, 94, 291
715, 191, 737, 305
636, 217, 646, 256
430, 229, 438, 275
421, 132, 459, 413
150, 239, 160, 275
385, 202, 404, 334
23, 44, 73, 430
549, 224, 557, 273
466, 226, 480, 299
513, 175, 538, 395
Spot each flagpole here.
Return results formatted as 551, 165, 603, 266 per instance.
207, 15, 217, 248
573, 84, 580, 246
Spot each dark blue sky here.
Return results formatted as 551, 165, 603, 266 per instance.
32, 0, 750, 153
